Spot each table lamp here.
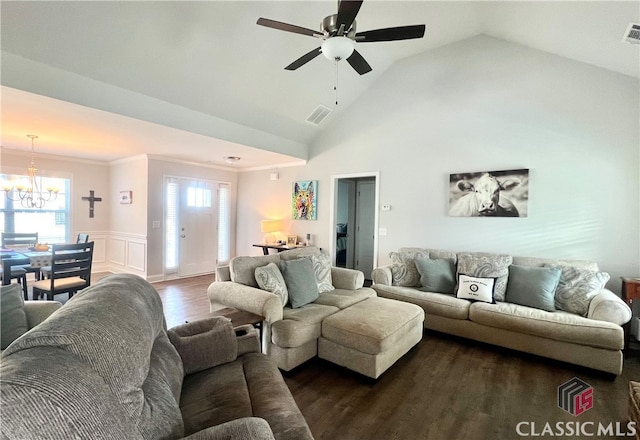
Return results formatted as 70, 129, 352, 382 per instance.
261, 219, 282, 244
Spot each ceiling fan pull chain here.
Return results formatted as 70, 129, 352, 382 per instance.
334, 59, 339, 106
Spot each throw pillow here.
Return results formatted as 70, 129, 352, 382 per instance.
279, 258, 319, 308
255, 263, 288, 307
298, 254, 335, 294
546, 264, 610, 316
1, 284, 29, 350
456, 252, 512, 301
389, 250, 429, 287
505, 265, 562, 312
456, 274, 496, 304
414, 257, 456, 294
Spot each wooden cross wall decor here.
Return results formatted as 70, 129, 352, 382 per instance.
81, 190, 103, 218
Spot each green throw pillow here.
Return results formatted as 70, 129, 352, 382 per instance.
279, 258, 319, 308
415, 257, 456, 294
505, 265, 562, 312
1, 284, 29, 350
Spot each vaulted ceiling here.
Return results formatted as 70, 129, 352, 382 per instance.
1, 1, 638, 170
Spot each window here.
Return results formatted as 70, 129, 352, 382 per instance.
165, 180, 179, 273
0, 174, 70, 243
217, 184, 230, 265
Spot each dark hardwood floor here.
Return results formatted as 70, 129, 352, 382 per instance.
96, 275, 640, 439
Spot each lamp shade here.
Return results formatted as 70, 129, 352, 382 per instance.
321, 36, 355, 61
261, 219, 282, 233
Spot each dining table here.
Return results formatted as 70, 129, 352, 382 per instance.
1, 247, 52, 285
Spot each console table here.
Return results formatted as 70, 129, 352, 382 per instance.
252, 243, 306, 255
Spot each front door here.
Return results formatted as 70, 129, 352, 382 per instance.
165, 177, 218, 278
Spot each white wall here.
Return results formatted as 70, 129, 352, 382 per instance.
108, 155, 148, 277
236, 36, 640, 292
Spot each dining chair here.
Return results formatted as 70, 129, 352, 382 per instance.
40, 233, 90, 279
0, 263, 28, 300
1, 232, 41, 281
32, 242, 94, 301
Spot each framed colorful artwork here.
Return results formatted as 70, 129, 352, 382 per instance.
292, 180, 317, 220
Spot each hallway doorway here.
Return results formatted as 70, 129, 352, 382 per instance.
330, 172, 379, 281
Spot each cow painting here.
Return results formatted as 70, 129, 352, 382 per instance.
449, 170, 529, 217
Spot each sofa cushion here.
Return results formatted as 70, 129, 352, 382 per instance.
1, 284, 28, 350
313, 287, 376, 309
505, 265, 562, 312
255, 263, 288, 307
180, 357, 254, 435
469, 301, 623, 350
547, 265, 610, 316
399, 248, 457, 264
415, 257, 456, 294
231, 254, 280, 288
389, 249, 429, 287
512, 256, 598, 271
279, 258, 319, 308
298, 253, 334, 293
0, 345, 142, 439
456, 274, 496, 304
372, 284, 471, 320
271, 304, 339, 347
457, 252, 512, 301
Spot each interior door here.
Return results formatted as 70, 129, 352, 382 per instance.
354, 180, 375, 279
178, 179, 217, 277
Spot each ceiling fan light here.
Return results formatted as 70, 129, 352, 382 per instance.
321, 37, 355, 61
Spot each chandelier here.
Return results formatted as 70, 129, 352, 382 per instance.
3, 135, 59, 208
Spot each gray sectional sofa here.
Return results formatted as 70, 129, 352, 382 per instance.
208, 247, 424, 378
1, 274, 313, 440
372, 247, 632, 375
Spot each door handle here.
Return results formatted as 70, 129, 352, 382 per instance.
180, 234, 186, 238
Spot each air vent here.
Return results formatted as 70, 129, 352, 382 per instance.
623, 22, 640, 44
306, 104, 332, 126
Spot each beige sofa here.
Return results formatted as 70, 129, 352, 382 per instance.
1, 274, 313, 440
372, 248, 632, 375
208, 247, 424, 378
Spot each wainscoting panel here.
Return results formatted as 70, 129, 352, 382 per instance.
108, 233, 147, 276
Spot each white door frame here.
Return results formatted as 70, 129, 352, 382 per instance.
329, 171, 380, 270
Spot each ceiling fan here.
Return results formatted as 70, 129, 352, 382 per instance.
257, 0, 426, 75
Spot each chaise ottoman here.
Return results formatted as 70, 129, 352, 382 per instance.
318, 297, 425, 379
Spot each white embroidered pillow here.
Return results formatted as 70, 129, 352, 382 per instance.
456, 252, 512, 301
255, 263, 288, 306
456, 274, 496, 304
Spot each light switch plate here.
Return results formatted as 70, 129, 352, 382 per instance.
382, 204, 391, 211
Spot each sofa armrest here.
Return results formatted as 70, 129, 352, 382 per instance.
23, 301, 62, 329
182, 417, 275, 440
168, 317, 238, 375
587, 289, 632, 326
331, 267, 364, 290
372, 266, 392, 286
216, 266, 231, 282
234, 324, 261, 356
207, 281, 284, 323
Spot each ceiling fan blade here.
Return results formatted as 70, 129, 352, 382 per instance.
257, 18, 322, 38
347, 49, 372, 75
336, 0, 363, 35
285, 47, 322, 70
356, 24, 426, 42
